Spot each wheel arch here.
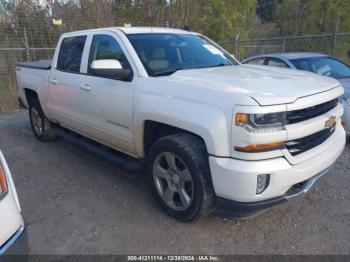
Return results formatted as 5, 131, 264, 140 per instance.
142, 120, 209, 156
23, 88, 39, 107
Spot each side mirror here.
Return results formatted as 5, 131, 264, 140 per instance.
91, 59, 132, 80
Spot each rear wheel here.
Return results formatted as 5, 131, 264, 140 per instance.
146, 133, 215, 222
29, 99, 56, 141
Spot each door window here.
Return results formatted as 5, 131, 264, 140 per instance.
267, 58, 289, 68
244, 57, 266, 65
57, 36, 87, 73
88, 34, 131, 74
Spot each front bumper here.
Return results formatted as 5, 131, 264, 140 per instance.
0, 216, 26, 255
215, 166, 333, 219
210, 123, 345, 218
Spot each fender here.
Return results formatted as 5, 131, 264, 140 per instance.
133, 91, 232, 158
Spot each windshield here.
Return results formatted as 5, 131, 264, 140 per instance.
127, 33, 237, 76
290, 56, 350, 79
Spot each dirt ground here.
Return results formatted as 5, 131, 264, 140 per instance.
0, 110, 349, 255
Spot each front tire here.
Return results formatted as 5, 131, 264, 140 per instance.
29, 99, 56, 141
146, 133, 215, 222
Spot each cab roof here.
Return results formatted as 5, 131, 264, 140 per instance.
61, 27, 195, 37
116, 27, 193, 35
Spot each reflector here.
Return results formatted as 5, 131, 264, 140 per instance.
0, 164, 7, 195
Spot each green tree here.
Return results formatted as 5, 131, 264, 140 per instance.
256, 0, 284, 22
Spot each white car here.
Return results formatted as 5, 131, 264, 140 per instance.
0, 150, 25, 254
242, 52, 350, 135
16, 27, 346, 221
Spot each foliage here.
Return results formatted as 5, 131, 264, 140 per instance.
274, 0, 350, 62
256, 0, 284, 22
275, 0, 350, 35
0, 0, 256, 49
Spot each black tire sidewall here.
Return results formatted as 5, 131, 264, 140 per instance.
146, 135, 210, 222
29, 99, 45, 140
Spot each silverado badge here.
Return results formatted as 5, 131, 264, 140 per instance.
325, 116, 336, 129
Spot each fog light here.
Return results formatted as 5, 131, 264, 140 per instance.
256, 174, 270, 194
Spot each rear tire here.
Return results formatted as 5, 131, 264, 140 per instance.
29, 98, 56, 141
146, 133, 215, 222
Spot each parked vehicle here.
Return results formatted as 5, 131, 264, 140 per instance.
242, 52, 350, 135
0, 150, 25, 254
16, 28, 346, 221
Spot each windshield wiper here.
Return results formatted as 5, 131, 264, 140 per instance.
152, 63, 231, 76
152, 68, 183, 76
196, 63, 232, 69
211, 63, 232, 68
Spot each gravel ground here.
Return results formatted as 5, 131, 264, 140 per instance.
0, 110, 349, 255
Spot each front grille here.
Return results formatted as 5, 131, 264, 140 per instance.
287, 98, 338, 124
286, 127, 335, 156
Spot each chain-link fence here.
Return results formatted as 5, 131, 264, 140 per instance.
0, 48, 55, 112
220, 32, 350, 64
1, 32, 350, 112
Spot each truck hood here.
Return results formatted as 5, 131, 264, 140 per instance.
166, 64, 340, 105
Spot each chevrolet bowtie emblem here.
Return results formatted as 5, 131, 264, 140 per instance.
325, 116, 336, 129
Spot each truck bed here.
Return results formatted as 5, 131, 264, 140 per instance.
16, 60, 51, 108
16, 60, 52, 70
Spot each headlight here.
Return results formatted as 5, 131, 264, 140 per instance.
0, 163, 8, 197
235, 112, 286, 131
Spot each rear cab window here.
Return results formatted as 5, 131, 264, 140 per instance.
56, 36, 87, 73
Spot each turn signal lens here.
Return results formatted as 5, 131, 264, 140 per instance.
0, 164, 7, 195
235, 141, 285, 153
235, 113, 249, 124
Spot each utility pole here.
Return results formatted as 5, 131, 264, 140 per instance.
332, 12, 340, 56
23, 27, 30, 62
235, 33, 239, 59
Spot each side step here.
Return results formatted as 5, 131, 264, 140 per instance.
55, 127, 144, 171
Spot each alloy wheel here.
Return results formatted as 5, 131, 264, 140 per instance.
152, 152, 194, 211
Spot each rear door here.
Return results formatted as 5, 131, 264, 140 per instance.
48, 34, 90, 132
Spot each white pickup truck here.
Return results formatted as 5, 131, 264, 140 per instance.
16, 27, 346, 221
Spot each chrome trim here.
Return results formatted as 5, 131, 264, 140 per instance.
0, 216, 25, 255
284, 164, 334, 200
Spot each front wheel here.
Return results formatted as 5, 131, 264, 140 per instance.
29, 98, 56, 141
146, 133, 215, 222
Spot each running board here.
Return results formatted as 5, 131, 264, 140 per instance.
55, 127, 144, 171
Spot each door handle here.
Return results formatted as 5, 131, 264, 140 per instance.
50, 79, 58, 84
80, 84, 92, 91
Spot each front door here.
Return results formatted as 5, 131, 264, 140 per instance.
77, 32, 136, 154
